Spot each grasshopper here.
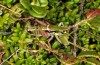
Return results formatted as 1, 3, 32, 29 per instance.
26, 19, 88, 51
27, 19, 71, 43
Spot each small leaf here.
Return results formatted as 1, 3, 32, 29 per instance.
17, 23, 20, 29
20, 31, 27, 40
87, 15, 100, 28
31, 0, 40, 6
78, 51, 100, 58
15, 59, 24, 65
7, 18, 15, 24
0, 13, 9, 27
89, 44, 96, 49
85, 58, 100, 65
74, 0, 80, 3
52, 41, 60, 49
25, 38, 32, 43
6, 0, 12, 3
50, 58, 57, 62
20, 0, 31, 10
39, 0, 48, 7
32, 6, 46, 14
26, 56, 33, 62
11, 37, 19, 42
10, 46, 15, 53
9, 58, 14, 63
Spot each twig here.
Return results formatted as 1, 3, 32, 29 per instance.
69, 42, 88, 51
0, 32, 12, 35
72, 0, 85, 57
0, 3, 20, 15
72, 26, 78, 57
35, 41, 62, 56
79, 0, 85, 15
13, 17, 34, 21
0, 49, 20, 65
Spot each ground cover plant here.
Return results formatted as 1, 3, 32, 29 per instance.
0, 0, 100, 65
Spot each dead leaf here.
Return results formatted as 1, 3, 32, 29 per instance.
86, 9, 100, 19
0, 52, 4, 64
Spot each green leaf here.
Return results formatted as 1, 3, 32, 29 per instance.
41, 61, 46, 64
20, 0, 31, 10
65, 11, 71, 19
18, 51, 25, 58
20, 31, 27, 40
25, 52, 30, 58
17, 23, 20, 29
6, 0, 12, 3
39, 0, 48, 7
50, 58, 57, 63
11, 37, 19, 42
10, 46, 15, 53
31, 0, 40, 6
9, 58, 14, 63
74, 0, 80, 3
52, 41, 60, 49
25, 38, 32, 43
58, 11, 64, 17
85, 58, 100, 65
0, 13, 9, 27
28, 9, 47, 18
7, 18, 15, 23
10, 4, 23, 17
3, 52, 10, 58
26, 56, 33, 62
71, 9, 78, 16
65, 1, 74, 10
32, 6, 46, 14
88, 15, 100, 28
15, 59, 24, 65
20, 0, 47, 18
78, 51, 100, 58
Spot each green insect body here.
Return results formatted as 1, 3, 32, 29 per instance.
49, 25, 64, 31
58, 33, 69, 45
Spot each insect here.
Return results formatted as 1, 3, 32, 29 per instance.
26, 19, 88, 51
27, 19, 66, 48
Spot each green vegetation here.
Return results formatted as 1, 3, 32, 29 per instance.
0, 0, 100, 65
